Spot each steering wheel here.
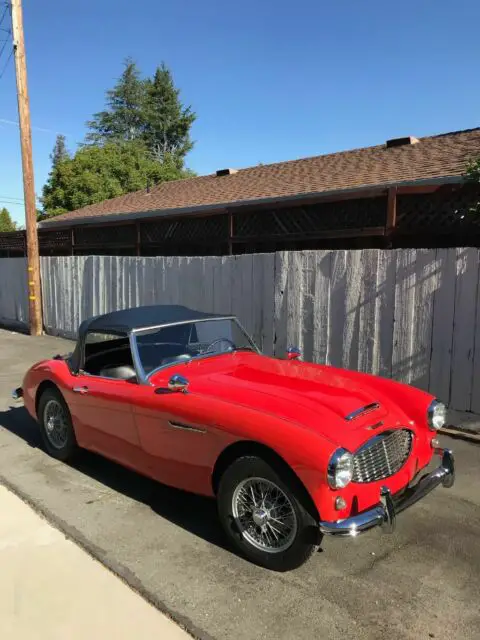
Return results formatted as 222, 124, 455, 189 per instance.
204, 338, 236, 354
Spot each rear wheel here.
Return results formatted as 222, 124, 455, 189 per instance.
38, 387, 78, 462
217, 456, 319, 571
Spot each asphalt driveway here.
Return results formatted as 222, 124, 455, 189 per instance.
1, 328, 479, 640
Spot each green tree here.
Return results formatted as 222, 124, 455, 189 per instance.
466, 157, 480, 214
85, 59, 196, 166
143, 63, 196, 163
41, 140, 189, 217
0, 207, 17, 232
85, 58, 146, 145
50, 134, 70, 166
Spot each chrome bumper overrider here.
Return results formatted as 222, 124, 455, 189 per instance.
319, 448, 455, 537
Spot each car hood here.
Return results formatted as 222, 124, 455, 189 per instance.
168, 353, 418, 448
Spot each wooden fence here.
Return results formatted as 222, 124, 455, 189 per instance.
1, 250, 479, 412
0, 258, 29, 330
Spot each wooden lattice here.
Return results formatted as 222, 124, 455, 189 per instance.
0, 231, 25, 250
39, 229, 72, 250
74, 224, 136, 246
397, 186, 480, 233
232, 197, 387, 239
140, 214, 229, 245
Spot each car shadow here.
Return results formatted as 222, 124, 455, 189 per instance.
0, 406, 230, 553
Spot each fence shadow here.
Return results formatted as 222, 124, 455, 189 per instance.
279, 248, 477, 411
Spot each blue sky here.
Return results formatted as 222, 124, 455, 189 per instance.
0, 0, 479, 225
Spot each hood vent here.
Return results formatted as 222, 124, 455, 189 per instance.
345, 402, 380, 421
386, 136, 420, 149
216, 168, 238, 177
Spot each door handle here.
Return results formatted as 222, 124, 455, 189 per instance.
72, 386, 89, 394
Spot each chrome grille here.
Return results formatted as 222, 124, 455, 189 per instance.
353, 429, 413, 483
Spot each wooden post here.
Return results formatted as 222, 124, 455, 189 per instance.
386, 186, 397, 232
228, 210, 233, 255
135, 221, 141, 256
11, 0, 42, 335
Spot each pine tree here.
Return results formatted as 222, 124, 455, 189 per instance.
85, 59, 196, 165
143, 63, 196, 164
0, 207, 16, 232
50, 134, 70, 167
85, 58, 146, 144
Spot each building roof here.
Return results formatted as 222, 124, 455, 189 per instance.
41, 128, 480, 227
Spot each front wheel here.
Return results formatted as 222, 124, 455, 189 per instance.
217, 456, 319, 571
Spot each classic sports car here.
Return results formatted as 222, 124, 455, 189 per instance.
14, 305, 455, 571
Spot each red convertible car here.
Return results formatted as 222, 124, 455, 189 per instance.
14, 305, 455, 571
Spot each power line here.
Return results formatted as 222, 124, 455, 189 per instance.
0, 45, 13, 78
0, 5, 9, 28
0, 36, 9, 60
0, 196, 25, 203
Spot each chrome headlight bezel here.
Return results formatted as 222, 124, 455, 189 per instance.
427, 399, 447, 431
327, 448, 354, 489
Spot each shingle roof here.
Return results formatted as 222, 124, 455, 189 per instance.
41, 128, 480, 226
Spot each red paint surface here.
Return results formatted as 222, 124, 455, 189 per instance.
23, 351, 436, 522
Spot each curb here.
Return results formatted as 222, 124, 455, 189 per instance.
439, 425, 480, 443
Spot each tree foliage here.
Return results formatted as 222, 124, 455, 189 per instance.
41, 58, 196, 218
85, 59, 196, 164
143, 64, 196, 162
41, 141, 189, 217
50, 134, 70, 167
466, 157, 480, 214
85, 59, 146, 146
0, 207, 16, 232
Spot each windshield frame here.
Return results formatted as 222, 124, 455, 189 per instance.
129, 316, 260, 385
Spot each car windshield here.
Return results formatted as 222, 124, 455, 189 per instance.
134, 318, 258, 376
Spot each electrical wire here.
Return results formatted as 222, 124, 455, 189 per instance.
0, 45, 13, 78
0, 197, 24, 204
0, 37, 8, 60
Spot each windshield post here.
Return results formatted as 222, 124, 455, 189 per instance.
129, 332, 149, 385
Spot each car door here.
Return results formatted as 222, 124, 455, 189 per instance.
65, 374, 144, 468
131, 377, 220, 496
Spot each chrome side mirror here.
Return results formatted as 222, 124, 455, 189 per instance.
286, 346, 301, 360
168, 374, 189, 393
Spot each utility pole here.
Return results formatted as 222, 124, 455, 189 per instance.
10, 0, 42, 335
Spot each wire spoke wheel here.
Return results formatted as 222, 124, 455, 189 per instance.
43, 399, 69, 450
232, 477, 298, 553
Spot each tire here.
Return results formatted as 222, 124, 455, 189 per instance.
37, 387, 78, 462
217, 455, 320, 571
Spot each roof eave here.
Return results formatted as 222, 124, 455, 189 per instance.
38, 175, 465, 229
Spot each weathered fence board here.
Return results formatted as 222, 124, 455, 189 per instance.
0, 257, 29, 330
450, 248, 479, 411
32, 249, 480, 413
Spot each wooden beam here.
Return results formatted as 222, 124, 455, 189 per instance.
231, 227, 386, 243
228, 211, 233, 255
386, 186, 397, 233
135, 220, 141, 256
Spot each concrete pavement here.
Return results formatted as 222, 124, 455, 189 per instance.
0, 485, 189, 640
1, 328, 480, 640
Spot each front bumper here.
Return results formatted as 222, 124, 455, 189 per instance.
319, 447, 455, 537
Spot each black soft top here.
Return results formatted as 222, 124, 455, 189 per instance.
82, 305, 226, 335
69, 305, 229, 374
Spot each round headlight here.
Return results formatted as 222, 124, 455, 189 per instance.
327, 448, 353, 489
427, 399, 447, 431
